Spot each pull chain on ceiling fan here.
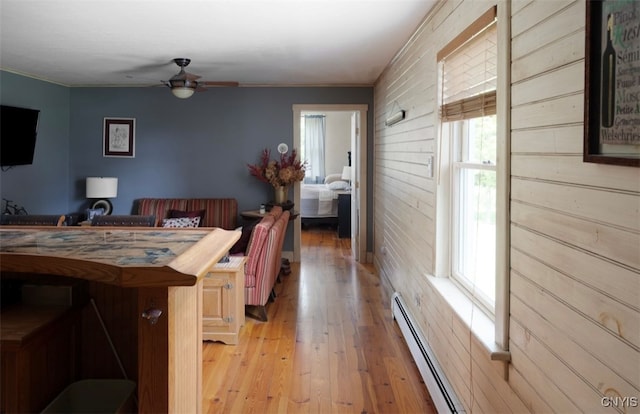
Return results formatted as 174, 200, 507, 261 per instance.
162, 58, 238, 99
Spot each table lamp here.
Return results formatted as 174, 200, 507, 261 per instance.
86, 177, 118, 215
341, 166, 352, 189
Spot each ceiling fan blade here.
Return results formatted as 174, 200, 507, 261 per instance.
201, 81, 240, 87
185, 72, 201, 81
170, 71, 201, 82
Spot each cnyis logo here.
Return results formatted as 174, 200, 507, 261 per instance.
601, 396, 639, 408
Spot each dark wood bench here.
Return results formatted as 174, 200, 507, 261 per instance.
1, 214, 65, 226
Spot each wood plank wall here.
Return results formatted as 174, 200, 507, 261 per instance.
373, 0, 640, 412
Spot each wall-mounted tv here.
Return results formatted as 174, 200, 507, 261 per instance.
1, 105, 40, 167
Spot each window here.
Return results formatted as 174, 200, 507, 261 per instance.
451, 116, 497, 311
438, 8, 499, 316
300, 114, 326, 184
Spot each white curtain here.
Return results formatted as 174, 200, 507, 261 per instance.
304, 115, 326, 183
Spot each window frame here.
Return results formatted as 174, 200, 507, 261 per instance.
435, 3, 511, 353
449, 116, 498, 317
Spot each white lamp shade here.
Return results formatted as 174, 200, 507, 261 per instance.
171, 87, 195, 99
341, 166, 352, 181
86, 177, 118, 198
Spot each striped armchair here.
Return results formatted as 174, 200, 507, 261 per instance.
244, 207, 289, 321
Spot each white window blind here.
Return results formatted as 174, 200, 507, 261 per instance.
440, 17, 497, 121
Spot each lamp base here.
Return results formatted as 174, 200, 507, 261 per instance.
90, 199, 113, 215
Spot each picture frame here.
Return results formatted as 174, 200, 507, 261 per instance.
584, 0, 640, 167
85, 207, 105, 220
103, 118, 135, 158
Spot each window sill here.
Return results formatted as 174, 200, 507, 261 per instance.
425, 274, 510, 365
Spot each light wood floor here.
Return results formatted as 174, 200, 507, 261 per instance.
202, 226, 436, 413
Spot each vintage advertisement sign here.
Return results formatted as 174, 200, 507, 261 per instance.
599, 0, 640, 145
585, 0, 640, 166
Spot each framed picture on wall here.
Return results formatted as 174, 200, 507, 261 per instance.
584, 0, 640, 167
103, 118, 135, 158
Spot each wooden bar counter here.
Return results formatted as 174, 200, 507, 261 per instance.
0, 226, 240, 414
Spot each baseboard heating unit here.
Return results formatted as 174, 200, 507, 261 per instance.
391, 292, 465, 413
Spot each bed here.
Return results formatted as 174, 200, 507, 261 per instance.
300, 174, 349, 225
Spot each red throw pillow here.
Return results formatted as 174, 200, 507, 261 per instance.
168, 209, 206, 227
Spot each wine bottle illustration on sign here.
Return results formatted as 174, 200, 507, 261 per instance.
601, 13, 616, 128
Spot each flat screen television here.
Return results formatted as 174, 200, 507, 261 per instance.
1, 105, 40, 167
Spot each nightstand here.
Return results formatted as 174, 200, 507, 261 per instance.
337, 192, 351, 238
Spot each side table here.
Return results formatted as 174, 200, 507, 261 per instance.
202, 256, 246, 345
240, 209, 300, 222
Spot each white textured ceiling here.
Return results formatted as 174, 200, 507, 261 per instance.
0, 0, 438, 87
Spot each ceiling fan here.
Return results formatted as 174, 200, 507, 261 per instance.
162, 58, 238, 99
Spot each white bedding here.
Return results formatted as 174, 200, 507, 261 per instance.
301, 184, 339, 218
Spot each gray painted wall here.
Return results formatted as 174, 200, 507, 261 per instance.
1, 71, 374, 251
0, 71, 70, 215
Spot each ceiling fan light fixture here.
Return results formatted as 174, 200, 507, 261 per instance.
171, 87, 195, 99
162, 58, 237, 98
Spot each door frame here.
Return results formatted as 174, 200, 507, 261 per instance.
292, 104, 368, 262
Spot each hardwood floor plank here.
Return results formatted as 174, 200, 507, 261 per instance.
265, 300, 296, 413
310, 339, 333, 413
202, 322, 250, 413
203, 226, 436, 413
287, 334, 312, 413
223, 323, 267, 413
328, 308, 357, 413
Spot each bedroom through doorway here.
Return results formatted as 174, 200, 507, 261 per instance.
292, 104, 368, 264
300, 111, 351, 233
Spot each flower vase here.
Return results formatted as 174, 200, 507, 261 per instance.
274, 186, 288, 205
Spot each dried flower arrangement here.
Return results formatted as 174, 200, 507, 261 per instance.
247, 148, 306, 188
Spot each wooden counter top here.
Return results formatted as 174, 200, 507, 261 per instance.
0, 227, 240, 287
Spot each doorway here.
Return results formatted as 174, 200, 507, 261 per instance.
292, 104, 368, 263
